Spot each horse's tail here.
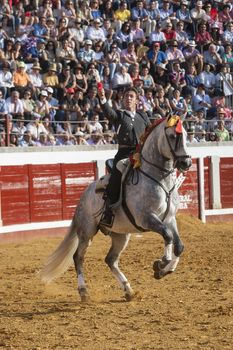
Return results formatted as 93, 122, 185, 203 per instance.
39, 217, 79, 283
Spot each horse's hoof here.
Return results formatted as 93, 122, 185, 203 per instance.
153, 260, 172, 279
80, 294, 90, 303
125, 292, 134, 302
125, 291, 142, 302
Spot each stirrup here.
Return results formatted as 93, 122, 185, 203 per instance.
100, 200, 114, 227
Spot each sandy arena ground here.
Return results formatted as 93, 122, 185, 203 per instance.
0, 215, 232, 350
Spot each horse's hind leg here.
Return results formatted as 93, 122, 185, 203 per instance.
105, 233, 134, 301
73, 233, 92, 302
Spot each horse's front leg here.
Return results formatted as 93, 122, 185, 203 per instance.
140, 214, 176, 279
105, 232, 134, 301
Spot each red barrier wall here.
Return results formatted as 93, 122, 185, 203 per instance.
0, 158, 232, 226
0, 163, 97, 226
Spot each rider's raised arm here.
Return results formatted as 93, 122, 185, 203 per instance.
98, 88, 118, 123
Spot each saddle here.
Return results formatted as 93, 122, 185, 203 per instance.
95, 158, 130, 208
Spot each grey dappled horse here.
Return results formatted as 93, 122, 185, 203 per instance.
39, 116, 192, 301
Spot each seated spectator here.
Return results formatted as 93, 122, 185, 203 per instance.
15, 14, 34, 42
87, 131, 105, 145
149, 22, 166, 46
120, 41, 138, 66
38, 0, 54, 19
42, 116, 55, 135
22, 89, 35, 119
111, 64, 133, 89
222, 44, 233, 69
42, 41, 57, 69
169, 61, 186, 90
183, 40, 203, 73
83, 86, 101, 115
154, 85, 171, 118
131, 18, 145, 45
32, 16, 48, 41
43, 63, 59, 88
215, 64, 233, 97
0, 90, 7, 117
86, 18, 106, 43
222, 22, 233, 45
166, 39, 185, 65
0, 61, 13, 98
5, 90, 24, 117
93, 40, 106, 74
26, 112, 48, 142
12, 114, 27, 141
186, 128, 199, 144
9, 132, 19, 147
13, 61, 32, 96
139, 65, 155, 90
197, 62, 216, 96
203, 43, 222, 66
147, 42, 167, 69
158, 0, 174, 25
170, 88, 188, 117
114, 1, 131, 33
46, 17, 58, 40
153, 63, 171, 95
174, 21, 189, 50
18, 130, 36, 147
74, 131, 89, 145
185, 64, 199, 96
69, 17, 85, 52
131, 0, 154, 38
190, 1, 207, 33
86, 62, 101, 88
106, 42, 121, 80
214, 120, 230, 141
162, 21, 176, 42
218, 4, 233, 25
77, 39, 95, 69
195, 22, 212, 53
89, 113, 103, 134
192, 83, 212, 114
175, 1, 192, 34
58, 65, 76, 100
61, 0, 76, 26
56, 39, 77, 69
34, 90, 50, 117
45, 87, 59, 124
89, 0, 102, 21
116, 21, 133, 49
29, 62, 44, 96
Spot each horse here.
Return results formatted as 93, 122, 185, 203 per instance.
39, 115, 192, 302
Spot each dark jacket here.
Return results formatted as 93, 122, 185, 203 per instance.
101, 102, 151, 148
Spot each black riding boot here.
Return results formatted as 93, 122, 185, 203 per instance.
100, 198, 114, 227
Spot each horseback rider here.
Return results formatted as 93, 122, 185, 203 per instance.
98, 85, 151, 227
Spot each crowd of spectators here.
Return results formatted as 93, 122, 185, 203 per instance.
0, 0, 233, 147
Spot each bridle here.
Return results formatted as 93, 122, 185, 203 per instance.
140, 123, 190, 176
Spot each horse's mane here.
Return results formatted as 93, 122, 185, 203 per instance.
140, 118, 166, 145
131, 118, 166, 169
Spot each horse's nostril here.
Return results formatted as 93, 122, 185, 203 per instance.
177, 158, 192, 171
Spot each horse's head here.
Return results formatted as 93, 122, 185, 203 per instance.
160, 115, 192, 172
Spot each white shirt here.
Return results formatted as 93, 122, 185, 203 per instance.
5, 97, 24, 114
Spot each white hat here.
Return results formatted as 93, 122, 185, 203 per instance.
46, 87, 54, 94
157, 63, 167, 70
32, 112, 41, 119
94, 18, 101, 24
196, 1, 203, 6
85, 39, 92, 45
75, 131, 84, 137
181, 0, 188, 5
40, 90, 48, 97
188, 40, 196, 47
